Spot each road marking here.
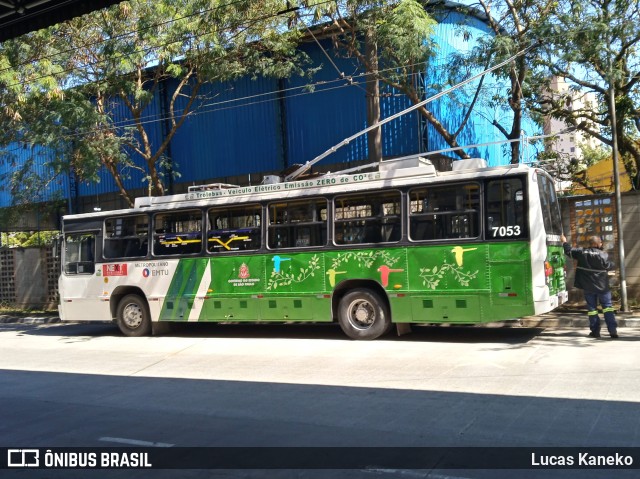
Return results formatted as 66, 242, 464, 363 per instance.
99, 437, 174, 447
364, 471, 473, 479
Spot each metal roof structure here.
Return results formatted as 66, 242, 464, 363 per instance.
0, 0, 123, 43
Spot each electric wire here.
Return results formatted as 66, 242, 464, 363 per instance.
54, 59, 433, 137
0, 0, 250, 76
0, 6, 634, 161
0, 0, 335, 92
4, 0, 637, 93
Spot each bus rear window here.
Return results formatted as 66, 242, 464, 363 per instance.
485, 177, 528, 240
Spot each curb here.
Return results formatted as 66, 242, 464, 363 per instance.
520, 313, 640, 328
519, 318, 640, 328
1, 315, 639, 328
0, 315, 61, 324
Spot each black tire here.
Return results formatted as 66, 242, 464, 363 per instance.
116, 294, 151, 337
337, 289, 391, 340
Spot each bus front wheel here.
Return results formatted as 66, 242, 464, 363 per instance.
338, 289, 391, 340
116, 294, 151, 337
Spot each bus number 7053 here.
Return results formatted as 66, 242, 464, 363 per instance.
491, 226, 522, 237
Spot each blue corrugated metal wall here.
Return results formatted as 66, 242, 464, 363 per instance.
0, 6, 539, 208
283, 41, 369, 167
283, 41, 420, 169
423, 10, 539, 165
0, 142, 67, 205
77, 92, 164, 198
169, 75, 283, 183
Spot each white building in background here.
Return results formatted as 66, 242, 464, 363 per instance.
543, 77, 601, 191
543, 76, 601, 162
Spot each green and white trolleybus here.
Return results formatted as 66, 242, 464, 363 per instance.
58, 156, 568, 339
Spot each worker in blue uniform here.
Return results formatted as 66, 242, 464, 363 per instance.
561, 234, 618, 339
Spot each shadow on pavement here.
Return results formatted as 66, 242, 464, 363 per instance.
1, 368, 639, 479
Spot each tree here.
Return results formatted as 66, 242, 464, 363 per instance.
533, 0, 640, 188
535, 143, 612, 194
298, 0, 487, 160
301, 0, 560, 164
454, 0, 557, 164
1, 0, 306, 207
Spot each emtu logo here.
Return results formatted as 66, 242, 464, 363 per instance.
8, 449, 39, 467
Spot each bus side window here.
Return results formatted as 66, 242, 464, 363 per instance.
487, 182, 510, 226
334, 191, 400, 245
410, 188, 439, 241
409, 184, 479, 241
411, 216, 439, 240
207, 205, 262, 253
267, 199, 326, 249
104, 215, 149, 259
153, 210, 203, 256
270, 227, 290, 248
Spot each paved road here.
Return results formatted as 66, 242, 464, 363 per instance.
1, 320, 640, 479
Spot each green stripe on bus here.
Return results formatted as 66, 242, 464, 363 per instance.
160, 258, 208, 320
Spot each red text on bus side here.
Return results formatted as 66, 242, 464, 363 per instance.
103, 264, 128, 276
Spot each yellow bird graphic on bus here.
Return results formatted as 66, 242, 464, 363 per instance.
326, 268, 346, 287
451, 246, 477, 267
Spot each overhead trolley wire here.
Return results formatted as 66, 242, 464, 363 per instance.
285, 41, 540, 180
6, 56, 529, 145
21, 62, 438, 143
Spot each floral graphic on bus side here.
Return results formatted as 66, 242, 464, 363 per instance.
330, 250, 403, 288
267, 255, 321, 290
419, 262, 479, 290
330, 250, 399, 270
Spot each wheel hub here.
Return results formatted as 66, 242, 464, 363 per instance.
354, 306, 370, 323
123, 303, 143, 328
348, 299, 375, 328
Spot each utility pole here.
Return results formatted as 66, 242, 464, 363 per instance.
607, 14, 629, 312
608, 84, 629, 312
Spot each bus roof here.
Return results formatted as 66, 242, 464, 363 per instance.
62, 157, 535, 221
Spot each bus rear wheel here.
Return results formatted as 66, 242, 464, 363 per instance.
116, 294, 151, 337
338, 289, 391, 340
